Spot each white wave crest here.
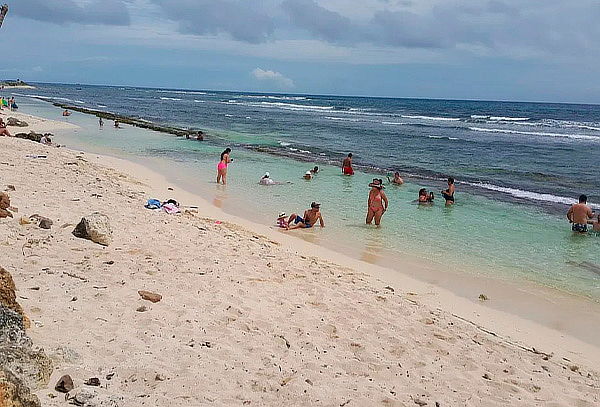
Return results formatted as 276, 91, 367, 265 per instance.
160, 97, 183, 101
469, 127, 600, 141
401, 115, 460, 121
468, 182, 600, 209
157, 90, 207, 95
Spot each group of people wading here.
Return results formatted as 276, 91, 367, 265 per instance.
215, 148, 457, 229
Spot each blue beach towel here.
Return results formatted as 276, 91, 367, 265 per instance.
145, 199, 161, 209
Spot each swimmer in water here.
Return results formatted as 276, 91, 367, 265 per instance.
418, 188, 434, 204
387, 172, 404, 185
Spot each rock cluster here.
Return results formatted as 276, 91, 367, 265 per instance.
6, 118, 28, 127
14, 132, 52, 144
0, 267, 52, 407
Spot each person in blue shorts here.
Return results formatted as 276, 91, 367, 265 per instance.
287, 202, 325, 230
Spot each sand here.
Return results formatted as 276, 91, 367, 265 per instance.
1, 113, 599, 406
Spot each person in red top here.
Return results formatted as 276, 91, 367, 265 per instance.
342, 153, 354, 175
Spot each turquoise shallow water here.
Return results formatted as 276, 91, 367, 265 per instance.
19, 98, 600, 300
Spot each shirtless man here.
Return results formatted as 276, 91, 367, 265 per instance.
567, 194, 594, 233
441, 177, 455, 205
0, 118, 11, 136
287, 202, 325, 230
342, 153, 354, 175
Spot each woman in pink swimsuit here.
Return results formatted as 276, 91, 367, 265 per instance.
217, 148, 232, 185
366, 178, 388, 226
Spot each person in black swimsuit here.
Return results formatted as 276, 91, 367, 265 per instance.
441, 177, 455, 205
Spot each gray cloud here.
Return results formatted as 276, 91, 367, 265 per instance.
281, 0, 357, 44
12, 0, 131, 26
152, 0, 274, 44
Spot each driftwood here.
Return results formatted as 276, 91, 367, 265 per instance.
0, 4, 8, 29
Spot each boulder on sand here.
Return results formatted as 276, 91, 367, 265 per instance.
0, 192, 12, 219
6, 117, 28, 127
72, 212, 112, 246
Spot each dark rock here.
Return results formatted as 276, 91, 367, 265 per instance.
72, 213, 112, 246
0, 192, 12, 219
14, 132, 42, 143
84, 377, 100, 387
6, 117, 28, 127
54, 375, 74, 393
29, 215, 53, 230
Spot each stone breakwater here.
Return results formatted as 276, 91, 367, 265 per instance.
51, 102, 204, 138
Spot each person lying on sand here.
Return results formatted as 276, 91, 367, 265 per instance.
568, 194, 594, 233
418, 188, 434, 204
0, 118, 12, 137
387, 172, 404, 185
287, 202, 324, 230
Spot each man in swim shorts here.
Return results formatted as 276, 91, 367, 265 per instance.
441, 177, 455, 205
342, 153, 354, 175
567, 194, 594, 233
287, 202, 325, 230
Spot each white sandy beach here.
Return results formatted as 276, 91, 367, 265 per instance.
1, 110, 599, 406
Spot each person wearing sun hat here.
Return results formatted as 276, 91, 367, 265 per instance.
366, 178, 388, 227
286, 202, 325, 230
276, 212, 288, 228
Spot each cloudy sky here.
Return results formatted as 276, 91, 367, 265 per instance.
3, 0, 600, 103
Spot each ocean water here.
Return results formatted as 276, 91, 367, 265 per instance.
7, 84, 600, 299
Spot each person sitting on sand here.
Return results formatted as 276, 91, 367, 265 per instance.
287, 202, 325, 230
342, 153, 354, 175
567, 194, 594, 233
418, 188, 434, 204
310, 166, 319, 175
40, 134, 52, 145
303, 171, 313, 180
62, 109, 71, 117
0, 118, 11, 137
387, 172, 404, 185
276, 212, 288, 228
441, 177, 455, 205
366, 179, 388, 227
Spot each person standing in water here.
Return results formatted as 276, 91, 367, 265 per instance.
567, 194, 594, 233
366, 179, 388, 226
441, 177, 455, 205
217, 148, 232, 185
342, 153, 354, 175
